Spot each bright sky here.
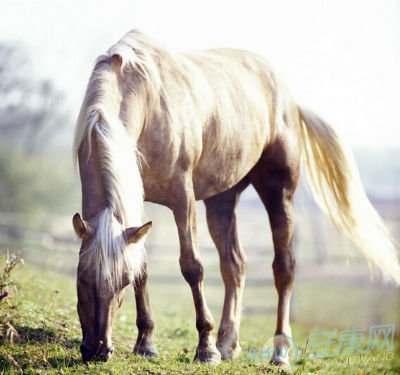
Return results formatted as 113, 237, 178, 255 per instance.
1, 0, 399, 148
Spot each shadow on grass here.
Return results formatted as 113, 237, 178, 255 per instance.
0, 355, 12, 372
0, 324, 82, 370
0, 353, 81, 372
14, 324, 80, 348
47, 356, 81, 368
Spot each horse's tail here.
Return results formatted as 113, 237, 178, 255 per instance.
298, 106, 400, 285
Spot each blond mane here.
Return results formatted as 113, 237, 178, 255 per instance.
73, 30, 163, 290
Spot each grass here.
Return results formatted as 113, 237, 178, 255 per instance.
0, 257, 399, 374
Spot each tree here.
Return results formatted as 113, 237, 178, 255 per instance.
0, 44, 68, 154
0, 44, 77, 214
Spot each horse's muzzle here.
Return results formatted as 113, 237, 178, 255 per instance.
80, 342, 114, 362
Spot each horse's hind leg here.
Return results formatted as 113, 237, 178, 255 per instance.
133, 264, 158, 357
204, 178, 249, 360
249, 134, 300, 366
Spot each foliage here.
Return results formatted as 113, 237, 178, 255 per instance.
0, 44, 69, 155
0, 251, 23, 298
0, 44, 78, 216
0, 251, 24, 344
0, 144, 78, 214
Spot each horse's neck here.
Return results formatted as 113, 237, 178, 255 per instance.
79, 118, 144, 227
78, 136, 106, 221
120, 79, 148, 141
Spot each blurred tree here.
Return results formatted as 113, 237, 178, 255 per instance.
0, 44, 78, 214
0, 146, 78, 214
0, 44, 68, 154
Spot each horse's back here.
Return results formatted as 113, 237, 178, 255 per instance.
185, 50, 280, 198
140, 46, 292, 202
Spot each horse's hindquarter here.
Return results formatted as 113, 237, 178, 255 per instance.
140, 49, 274, 203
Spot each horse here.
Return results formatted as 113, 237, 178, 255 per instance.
72, 30, 400, 365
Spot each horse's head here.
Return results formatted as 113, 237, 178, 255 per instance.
72, 212, 151, 362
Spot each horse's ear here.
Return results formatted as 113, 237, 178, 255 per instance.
111, 54, 122, 66
125, 222, 152, 244
72, 213, 92, 240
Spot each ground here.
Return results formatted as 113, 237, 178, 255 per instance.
0, 258, 399, 375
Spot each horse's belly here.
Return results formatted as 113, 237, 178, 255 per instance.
192, 127, 267, 200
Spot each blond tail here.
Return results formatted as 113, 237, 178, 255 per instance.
298, 107, 400, 285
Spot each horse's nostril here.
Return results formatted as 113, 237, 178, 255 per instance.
97, 346, 114, 362
80, 344, 95, 362
80, 341, 114, 362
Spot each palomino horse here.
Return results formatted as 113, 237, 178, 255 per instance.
72, 30, 400, 365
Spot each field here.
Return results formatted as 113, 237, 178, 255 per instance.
1, 257, 399, 374
1, 189, 400, 374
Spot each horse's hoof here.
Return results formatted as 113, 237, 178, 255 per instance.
270, 357, 291, 368
133, 345, 159, 358
217, 342, 242, 360
194, 347, 221, 365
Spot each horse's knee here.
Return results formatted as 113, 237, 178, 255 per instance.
272, 253, 295, 290
196, 315, 215, 334
136, 316, 155, 334
179, 256, 204, 286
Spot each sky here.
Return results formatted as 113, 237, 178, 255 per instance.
1, 0, 400, 148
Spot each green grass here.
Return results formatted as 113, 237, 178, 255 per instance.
0, 259, 399, 374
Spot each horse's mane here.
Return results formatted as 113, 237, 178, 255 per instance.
74, 30, 164, 160
73, 30, 161, 290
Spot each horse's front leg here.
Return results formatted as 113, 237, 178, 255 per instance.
133, 264, 158, 357
171, 181, 221, 364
